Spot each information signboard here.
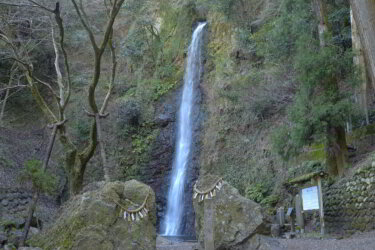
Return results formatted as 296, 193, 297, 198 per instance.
301, 186, 319, 210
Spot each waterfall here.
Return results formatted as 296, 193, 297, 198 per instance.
163, 22, 206, 236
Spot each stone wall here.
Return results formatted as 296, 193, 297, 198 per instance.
0, 188, 32, 217
0, 187, 58, 229
324, 163, 375, 234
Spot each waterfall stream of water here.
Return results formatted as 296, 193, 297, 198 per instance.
162, 22, 206, 236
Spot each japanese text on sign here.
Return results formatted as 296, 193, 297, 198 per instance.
301, 186, 319, 210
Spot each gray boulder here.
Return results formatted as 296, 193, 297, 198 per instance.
29, 180, 156, 250
193, 175, 273, 250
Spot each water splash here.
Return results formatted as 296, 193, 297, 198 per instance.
163, 22, 206, 236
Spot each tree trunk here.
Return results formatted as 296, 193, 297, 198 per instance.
95, 114, 110, 182
350, 0, 375, 89
313, 0, 328, 47
59, 119, 97, 195
0, 64, 17, 125
20, 191, 39, 247
59, 136, 87, 196
315, 0, 348, 177
335, 126, 348, 177
351, 8, 370, 125
0, 86, 10, 126
326, 126, 347, 177
20, 123, 59, 246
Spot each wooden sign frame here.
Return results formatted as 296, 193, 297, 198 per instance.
297, 176, 325, 235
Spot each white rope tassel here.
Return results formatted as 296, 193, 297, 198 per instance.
135, 213, 140, 221
131, 213, 135, 221
212, 189, 216, 197
142, 208, 147, 216
193, 192, 198, 199
139, 211, 144, 218
124, 211, 128, 219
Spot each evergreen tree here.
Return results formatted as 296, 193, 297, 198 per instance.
264, 0, 355, 176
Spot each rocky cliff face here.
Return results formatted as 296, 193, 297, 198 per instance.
141, 67, 204, 236
141, 90, 178, 233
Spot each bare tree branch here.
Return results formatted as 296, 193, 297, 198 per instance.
100, 29, 116, 115
53, 2, 72, 112
0, 85, 27, 92
51, 24, 64, 106
0, 2, 38, 8
71, 0, 99, 52
26, 0, 54, 13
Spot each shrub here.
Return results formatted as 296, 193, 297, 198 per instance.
116, 99, 141, 129
245, 183, 269, 203
21, 159, 57, 194
260, 194, 280, 207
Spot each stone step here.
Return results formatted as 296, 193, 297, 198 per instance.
156, 236, 199, 250
157, 244, 198, 250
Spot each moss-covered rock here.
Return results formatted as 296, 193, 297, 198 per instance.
193, 175, 270, 250
29, 180, 156, 250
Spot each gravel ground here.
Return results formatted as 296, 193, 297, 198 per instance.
277, 231, 375, 250
156, 232, 375, 250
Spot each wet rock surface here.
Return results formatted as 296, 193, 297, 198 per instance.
142, 84, 202, 236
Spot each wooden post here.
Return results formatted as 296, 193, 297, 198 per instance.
317, 177, 325, 235
204, 199, 215, 250
287, 207, 295, 233
278, 207, 285, 226
295, 194, 304, 234
291, 216, 295, 233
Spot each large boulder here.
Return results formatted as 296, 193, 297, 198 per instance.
193, 175, 276, 250
29, 180, 156, 250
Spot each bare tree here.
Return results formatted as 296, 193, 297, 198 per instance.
0, 0, 123, 196
0, 62, 22, 125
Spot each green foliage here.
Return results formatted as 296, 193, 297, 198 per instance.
245, 183, 269, 203
0, 155, 14, 168
285, 41, 354, 153
147, 78, 179, 102
264, 0, 355, 159
287, 160, 324, 180
253, 0, 315, 64
21, 160, 57, 194
122, 164, 141, 181
122, 22, 148, 65
260, 194, 279, 207
120, 122, 159, 181
73, 115, 90, 143
271, 125, 296, 160
132, 133, 156, 155
206, 0, 236, 17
